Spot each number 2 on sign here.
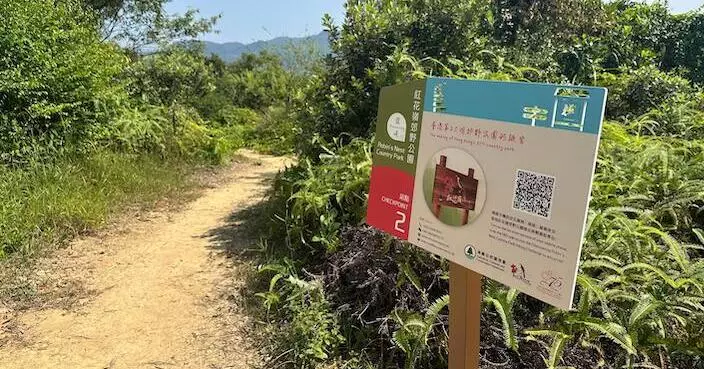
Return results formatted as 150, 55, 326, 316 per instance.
395, 211, 406, 233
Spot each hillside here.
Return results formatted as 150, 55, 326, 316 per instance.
202, 31, 329, 62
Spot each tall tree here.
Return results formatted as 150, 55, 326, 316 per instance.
84, 0, 219, 50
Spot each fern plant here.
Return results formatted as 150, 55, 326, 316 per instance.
484, 282, 520, 352
257, 259, 345, 367
524, 329, 575, 369
391, 295, 449, 369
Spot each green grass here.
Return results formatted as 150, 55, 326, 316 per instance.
0, 151, 202, 258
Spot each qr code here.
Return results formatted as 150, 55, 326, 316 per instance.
512, 170, 556, 218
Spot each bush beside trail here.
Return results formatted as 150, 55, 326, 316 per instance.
248, 2, 704, 369
0, 1, 299, 258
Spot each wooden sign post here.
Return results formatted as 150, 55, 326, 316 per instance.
448, 263, 482, 369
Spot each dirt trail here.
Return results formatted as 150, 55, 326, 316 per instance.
0, 151, 290, 369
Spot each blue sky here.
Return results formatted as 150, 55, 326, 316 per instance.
165, 0, 702, 44
165, 0, 346, 44
670, 0, 702, 12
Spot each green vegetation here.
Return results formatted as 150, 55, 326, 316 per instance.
0, 0, 300, 259
245, 1, 704, 369
2, 0, 704, 368
0, 0, 126, 164
0, 152, 198, 259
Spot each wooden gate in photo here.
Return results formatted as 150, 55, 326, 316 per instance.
432, 155, 479, 225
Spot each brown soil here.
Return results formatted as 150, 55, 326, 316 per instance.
0, 150, 291, 369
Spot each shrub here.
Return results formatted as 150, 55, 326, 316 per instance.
0, 0, 128, 164
256, 261, 345, 368
125, 44, 216, 108
251, 105, 300, 155
296, 0, 489, 155
599, 66, 693, 120
195, 51, 301, 121
662, 12, 704, 83
264, 138, 371, 261
109, 104, 249, 164
256, 1, 704, 362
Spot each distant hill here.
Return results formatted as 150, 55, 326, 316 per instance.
202, 31, 330, 62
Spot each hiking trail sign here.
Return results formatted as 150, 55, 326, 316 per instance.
367, 77, 607, 310
366, 78, 607, 368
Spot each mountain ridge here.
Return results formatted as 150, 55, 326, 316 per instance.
201, 31, 329, 62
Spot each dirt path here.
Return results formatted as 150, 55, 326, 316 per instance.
0, 151, 290, 369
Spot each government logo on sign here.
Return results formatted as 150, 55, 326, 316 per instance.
464, 245, 476, 261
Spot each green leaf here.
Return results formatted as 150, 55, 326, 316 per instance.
677, 296, 704, 312
576, 274, 612, 318
269, 273, 284, 292
645, 228, 689, 270
425, 294, 449, 325
581, 259, 624, 274
628, 295, 661, 326
524, 329, 572, 369
570, 318, 636, 355
486, 291, 518, 352
694, 228, 704, 245
399, 261, 423, 294
286, 275, 317, 291
547, 333, 570, 369
623, 263, 697, 290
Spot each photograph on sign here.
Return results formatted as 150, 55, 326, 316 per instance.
367, 78, 607, 309
422, 149, 486, 226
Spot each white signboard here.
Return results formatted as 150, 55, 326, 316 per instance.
367, 78, 607, 309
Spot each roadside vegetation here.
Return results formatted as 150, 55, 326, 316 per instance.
245, 2, 704, 369
0, 0, 302, 263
